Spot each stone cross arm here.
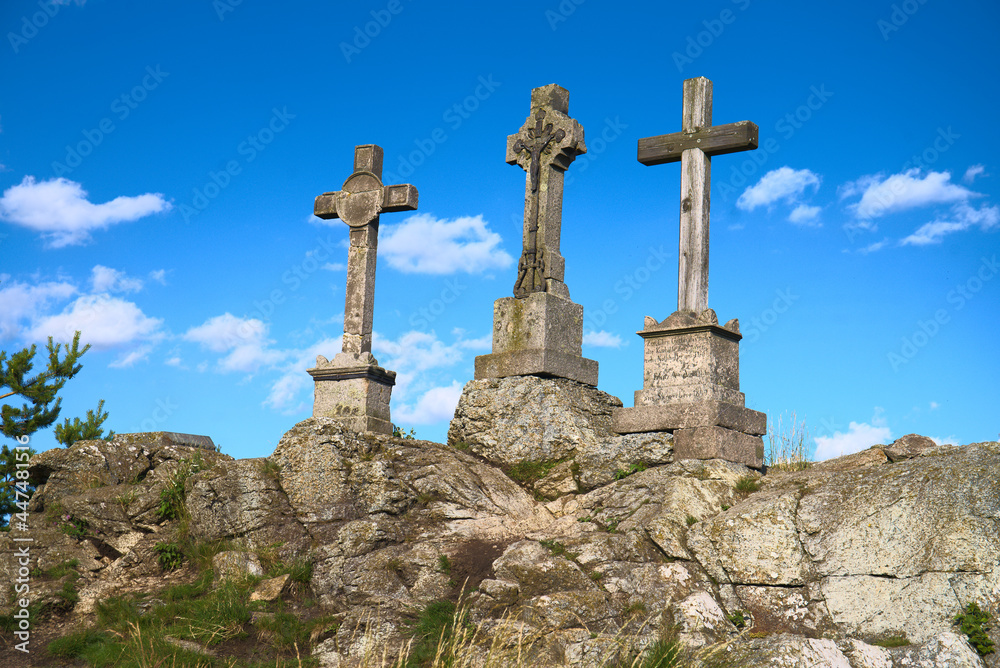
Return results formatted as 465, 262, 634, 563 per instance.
637, 120, 758, 166
314, 183, 418, 222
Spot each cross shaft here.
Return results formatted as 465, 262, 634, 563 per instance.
637, 77, 758, 313
314, 144, 417, 355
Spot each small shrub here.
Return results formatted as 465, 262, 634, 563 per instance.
57, 514, 89, 539
605, 518, 620, 533
954, 602, 995, 656
735, 476, 760, 494
727, 610, 747, 629
590, 571, 604, 581
392, 425, 417, 439
155, 542, 184, 571
685, 514, 697, 527
640, 638, 682, 668
721, 504, 731, 511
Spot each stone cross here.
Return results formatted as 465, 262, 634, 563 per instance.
314, 144, 418, 355
637, 77, 758, 313
506, 84, 586, 300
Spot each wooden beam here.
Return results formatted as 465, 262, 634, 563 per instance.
638, 120, 759, 166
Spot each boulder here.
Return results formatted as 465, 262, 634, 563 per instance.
448, 376, 673, 490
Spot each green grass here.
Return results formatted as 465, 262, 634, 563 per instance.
614, 462, 648, 480
538, 539, 578, 560
403, 599, 466, 667
505, 459, 562, 486
685, 514, 698, 527
41, 537, 321, 667
734, 476, 760, 494
870, 635, 910, 648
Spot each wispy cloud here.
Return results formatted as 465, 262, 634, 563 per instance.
183, 313, 287, 374
583, 330, 624, 348
788, 204, 821, 226
963, 164, 986, 184
0, 176, 171, 248
901, 202, 1000, 246
91, 265, 144, 293
379, 213, 514, 274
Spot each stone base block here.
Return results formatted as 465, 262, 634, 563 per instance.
672, 426, 763, 469
476, 291, 598, 385
635, 309, 742, 405
308, 355, 396, 435
475, 349, 598, 386
490, 291, 584, 356
612, 401, 766, 436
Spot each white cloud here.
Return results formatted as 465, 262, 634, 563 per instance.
183, 313, 286, 374
583, 330, 624, 348
963, 165, 986, 183
858, 238, 889, 255
813, 408, 891, 461
929, 401, 939, 410
26, 294, 164, 365
392, 381, 464, 426
0, 278, 76, 339
110, 344, 154, 369
165, 356, 183, 367
91, 265, 144, 293
737, 167, 821, 211
379, 213, 514, 274
901, 202, 1000, 246
930, 435, 957, 446
728, 223, 745, 231
0, 176, 171, 248
844, 170, 973, 220
149, 269, 168, 285
788, 204, 821, 226
322, 263, 346, 271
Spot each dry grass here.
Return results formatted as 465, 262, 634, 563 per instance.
765, 411, 812, 472
342, 596, 744, 668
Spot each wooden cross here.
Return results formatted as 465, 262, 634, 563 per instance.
638, 77, 758, 313
314, 144, 417, 355
507, 84, 586, 299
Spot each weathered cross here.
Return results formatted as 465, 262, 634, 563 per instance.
638, 77, 758, 313
507, 84, 586, 299
314, 144, 417, 355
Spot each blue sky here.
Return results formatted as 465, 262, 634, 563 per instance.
1, 0, 997, 461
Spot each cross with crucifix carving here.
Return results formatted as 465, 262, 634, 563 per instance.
314, 144, 417, 356
638, 77, 758, 313
507, 84, 586, 300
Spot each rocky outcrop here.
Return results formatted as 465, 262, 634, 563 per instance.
448, 376, 673, 490
7, 423, 998, 668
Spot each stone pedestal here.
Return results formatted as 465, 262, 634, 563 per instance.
307, 352, 396, 435
474, 291, 598, 386
613, 309, 765, 468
